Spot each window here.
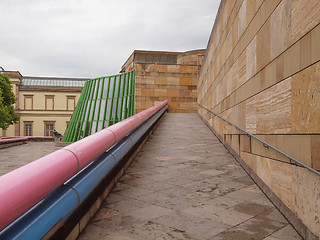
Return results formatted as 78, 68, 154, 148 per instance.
24, 122, 33, 136
44, 122, 55, 136
45, 95, 54, 110
67, 96, 76, 111
24, 95, 33, 110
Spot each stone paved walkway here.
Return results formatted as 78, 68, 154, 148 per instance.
0, 142, 62, 176
79, 113, 301, 240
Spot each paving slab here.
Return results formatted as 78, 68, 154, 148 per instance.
0, 142, 62, 176
79, 113, 301, 240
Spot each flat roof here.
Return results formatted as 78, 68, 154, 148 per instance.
21, 76, 89, 88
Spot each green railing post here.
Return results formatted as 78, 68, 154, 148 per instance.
63, 69, 135, 142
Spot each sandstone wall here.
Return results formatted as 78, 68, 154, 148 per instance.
122, 50, 204, 113
198, 0, 320, 238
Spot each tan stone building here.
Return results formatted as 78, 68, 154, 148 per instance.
197, 0, 320, 238
0, 71, 88, 137
121, 49, 205, 113
1, 49, 205, 137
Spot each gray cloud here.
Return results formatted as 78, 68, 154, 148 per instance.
0, 0, 219, 78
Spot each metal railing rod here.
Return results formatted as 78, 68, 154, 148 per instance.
198, 103, 320, 177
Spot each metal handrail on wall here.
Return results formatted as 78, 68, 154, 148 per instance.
198, 103, 320, 177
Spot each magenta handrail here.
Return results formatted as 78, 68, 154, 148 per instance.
0, 101, 168, 231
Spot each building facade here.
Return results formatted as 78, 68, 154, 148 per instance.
121, 49, 205, 113
197, 0, 320, 238
0, 71, 88, 137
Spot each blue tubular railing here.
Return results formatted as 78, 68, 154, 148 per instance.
0, 104, 168, 240
198, 103, 320, 177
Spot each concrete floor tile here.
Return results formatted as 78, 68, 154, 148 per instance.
123, 176, 156, 186
136, 181, 175, 192
181, 204, 253, 226
0, 142, 62, 176
102, 194, 129, 205
125, 205, 174, 221
106, 199, 150, 213
270, 224, 302, 240
154, 211, 230, 239
115, 185, 155, 198
210, 215, 287, 240
91, 208, 120, 222
230, 201, 274, 216
198, 169, 225, 176
104, 221, 204, 240
204, 195, 245, 209
78, 224, 109, 240
94, 215, 144, 234
224, 189, 265, 201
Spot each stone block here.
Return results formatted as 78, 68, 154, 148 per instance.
180, 65, 198, 74
180, 102, 196, 110
180, 77, 193, 86
311, 24, 320, 64
167, 89, 180, 97
270, 160, 294, 210
276, 53, 284, 82
265, 0, 281, 20
292, 167, 320, 238
141, 88, 155, 97
283, 40, 301, 79
246, 36, 257, 81
256, 78, 291, 134
270, 0, 291, 60
256, 18, 271, 71
167, 65, 180, 73
155, 76, 167, 85
283, 135, 304, 166
141, 101, 154, 109
240, 151, 257, 173
168, 101, 180, 110
264, 59, 276, 89
167, 77, 180, 85
154, 64, 167, 73
291, 0, 320, 43
238, 0, 247, 38
291, 62, 320, 133
232, 51, 246, 91
256, 155, 272, 187
311, 135, 320, 170
240, 134, 250, 152
140, 76, 154, 85
145, 64, 155, 72
134, 64, 143, 72
231, 134, 240, 155
300, 31, 311, 69
180, 90, 192, 98
155, 89, 168, 97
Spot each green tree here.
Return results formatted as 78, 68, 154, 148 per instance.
0, 74, 19, 129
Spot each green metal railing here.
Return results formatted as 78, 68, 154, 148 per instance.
62, 70, 135, 143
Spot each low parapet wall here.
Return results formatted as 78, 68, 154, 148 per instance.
0, 136, 55, 149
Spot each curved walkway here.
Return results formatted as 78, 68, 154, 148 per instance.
79, 113, 301, 240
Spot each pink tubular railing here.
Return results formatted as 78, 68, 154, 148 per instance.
0, 100, 168, 231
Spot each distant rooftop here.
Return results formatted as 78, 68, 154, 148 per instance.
21, 76, 89, 88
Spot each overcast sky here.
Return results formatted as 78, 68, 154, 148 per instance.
0, 0, 219, 78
